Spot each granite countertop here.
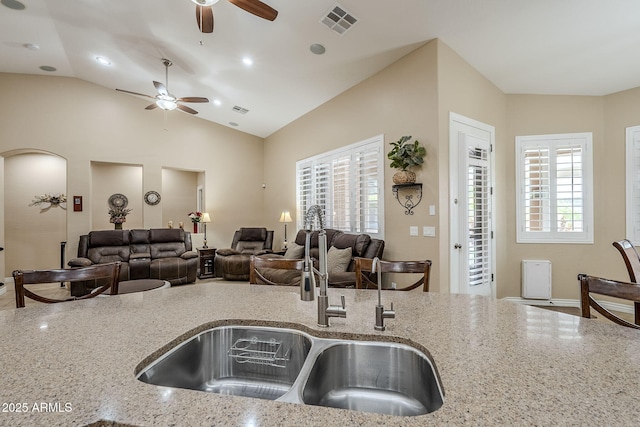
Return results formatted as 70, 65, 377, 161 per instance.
1, 282, 639, 426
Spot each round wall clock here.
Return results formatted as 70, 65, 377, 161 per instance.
144, 191, 161, 206
108, 193, 128, 209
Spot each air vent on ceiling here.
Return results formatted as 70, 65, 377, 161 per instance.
232, 105, 249, 114
320, 3, 358, 36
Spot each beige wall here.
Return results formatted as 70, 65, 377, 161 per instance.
436, 40, 507, 294
504, 95, 609, 299
91, 162, 143, 230
0, 73, 264, 278
263, 41, 442, 287
161, 168, 201, 230
4, 152, 67, 272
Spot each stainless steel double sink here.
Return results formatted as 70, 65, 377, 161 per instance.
137, 325, 444, 417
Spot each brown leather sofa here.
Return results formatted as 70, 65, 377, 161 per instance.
214, 227, 274, 280
68, 228, 198, 296
254, 229, 385, 288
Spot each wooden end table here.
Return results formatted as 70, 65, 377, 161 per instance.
198, 247, 216, 279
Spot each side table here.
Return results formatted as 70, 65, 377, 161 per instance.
198, 247, 216, 279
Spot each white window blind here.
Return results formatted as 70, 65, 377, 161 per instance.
626, 125, 640, 245
296, 135, 384, 238
516, 132, 593, 243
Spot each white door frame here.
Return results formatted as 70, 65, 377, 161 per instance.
449, 112, 496, 297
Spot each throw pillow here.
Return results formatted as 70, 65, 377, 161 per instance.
327, 246, 352, 273
284, 242, 305, 259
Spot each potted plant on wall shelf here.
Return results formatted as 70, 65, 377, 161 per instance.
387, 135, 426, 184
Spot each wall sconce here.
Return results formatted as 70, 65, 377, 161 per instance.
201, 212, 211, 248
279, 211, 293, 248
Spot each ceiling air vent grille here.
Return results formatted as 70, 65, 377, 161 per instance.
232, 105, 249, 114
320, 3, 358, 36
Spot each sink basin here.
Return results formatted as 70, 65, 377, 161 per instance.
301, 341, 443, 416
137, 324, 444, 416
137, 326, 312, 400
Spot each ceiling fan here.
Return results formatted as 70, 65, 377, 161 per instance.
115, 58, 209, 115
192, 0, 278, 33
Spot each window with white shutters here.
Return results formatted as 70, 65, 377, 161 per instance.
295, 135, 384, 238
626, 125, 640, 245
515, 132, 593, 243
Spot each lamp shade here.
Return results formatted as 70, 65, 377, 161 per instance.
201, 212, 211, 223
279, 211, 292, 223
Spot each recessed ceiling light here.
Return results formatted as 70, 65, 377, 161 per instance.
229, 122, 239, 127
213, 99, 222, 106
39, 65, 57, 72
23, 43, 39, 51
310, 44, 326, 55
1, 0, 25, 11
242, 57, 253, 66
95, 56, 111, 66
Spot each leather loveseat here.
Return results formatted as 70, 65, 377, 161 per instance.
68, 228, 198, 296
254, 228, 385, 288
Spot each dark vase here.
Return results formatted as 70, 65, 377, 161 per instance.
193, 222, 198, 233
115, 223, 123, 230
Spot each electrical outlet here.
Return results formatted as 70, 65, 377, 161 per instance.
410, 226, 419, 236
391, 282, 397, 289
423, 226, 436, 237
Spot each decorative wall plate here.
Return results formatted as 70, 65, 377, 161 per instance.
108, 193, 128, 209
144, 191, 161, 206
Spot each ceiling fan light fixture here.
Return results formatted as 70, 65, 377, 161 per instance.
191, 0, 219, 6
156, 95, 178, 111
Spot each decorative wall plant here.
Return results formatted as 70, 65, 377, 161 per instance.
29, 193, 67, 210
387, 135, 426, 184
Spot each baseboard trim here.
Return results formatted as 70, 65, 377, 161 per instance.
502, 297, 634, 315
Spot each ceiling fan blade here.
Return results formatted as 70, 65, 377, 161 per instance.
115, 88, 156, 100
153, 81, 169, 96
177, 97, 209, 103
145, 103, 159, 110
177, 104, 199, 115
228, 0, 278, 21
196, 5, 214, 33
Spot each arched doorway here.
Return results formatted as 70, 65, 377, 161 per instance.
2, 150, 67, 280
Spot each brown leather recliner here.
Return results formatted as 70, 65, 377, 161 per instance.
68, 228, 198, 296
214, 227, 274, 280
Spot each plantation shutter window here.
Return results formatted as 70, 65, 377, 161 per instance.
515, 132, 593, 244
295, 135, 384, 239
625, 125, 640, 245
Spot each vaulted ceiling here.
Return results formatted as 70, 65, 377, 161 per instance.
2, 0, 639, 137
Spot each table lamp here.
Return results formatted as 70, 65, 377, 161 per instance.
279, 211, 293, 248
201, 212, 211, 248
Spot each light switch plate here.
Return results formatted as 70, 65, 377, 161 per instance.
423, 226, 436, 237
429, 205, 436, 216
410, 226, 419, 236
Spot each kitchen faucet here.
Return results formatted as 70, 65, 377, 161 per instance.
300, 205, 346, 327
372, 257, 395, 331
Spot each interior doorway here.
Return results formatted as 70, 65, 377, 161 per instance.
3, 151, 67, 278
449, 113, 496, 297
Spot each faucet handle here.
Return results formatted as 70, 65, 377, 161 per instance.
390, 302, 394, 311
340, 295, 346, 309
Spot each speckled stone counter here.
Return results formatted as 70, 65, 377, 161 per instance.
1, 282, 639, 426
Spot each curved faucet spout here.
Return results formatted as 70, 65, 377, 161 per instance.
372, 257, 380, 273
303, 204, 326, 230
